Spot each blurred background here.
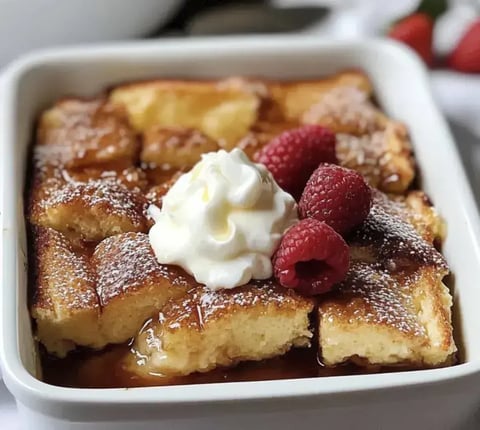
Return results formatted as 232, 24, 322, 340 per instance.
1, 0, 480, 427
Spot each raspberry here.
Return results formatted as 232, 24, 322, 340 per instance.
299, 164, 372, 235
273, 218, 349, 295
254, 125, 337, 199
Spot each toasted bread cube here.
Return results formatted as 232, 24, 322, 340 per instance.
319, 264, 455, 367
110, 81, 259, 147
267, 71, 373, 122
35, 99, 139, 169
27, 167, 64, 220
301, 86, 388, 135
132, 282, 314, 376
93, 233, 189, 344
31, 227, 102, 357
319, 193, 456, 367
141, 126, 219, 168
402, 191, 445, 243
28, 167, 149, 238
336, 122, 415, 193
30, 179, 149, 241
385, 191, 445, 244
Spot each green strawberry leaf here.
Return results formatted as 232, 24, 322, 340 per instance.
416, 0, 448, 20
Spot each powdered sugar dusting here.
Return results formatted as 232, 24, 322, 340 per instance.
336, 132, 385, 187
323, 193, 449, 335
302, 86, 382, 134
161, 280, 312, 331
94, 232, 192, 305
35, 99, 137, 169
67, 167, 148, 192
41, 179, 148, 227
349, 192, 448, 270
337, 261, 426, 336
33, 228, 98, 311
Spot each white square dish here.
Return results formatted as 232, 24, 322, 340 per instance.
2, 36, 480, 430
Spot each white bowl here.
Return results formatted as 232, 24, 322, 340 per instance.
0, 0, 183, 66
2, 37, 480, 430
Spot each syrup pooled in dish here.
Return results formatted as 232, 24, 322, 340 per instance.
27, 72, 456, 388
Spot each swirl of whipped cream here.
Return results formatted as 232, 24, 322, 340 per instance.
148, 148, 298, 290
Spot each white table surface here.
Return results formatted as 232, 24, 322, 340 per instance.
0, 381, 19, 430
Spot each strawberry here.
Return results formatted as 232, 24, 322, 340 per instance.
388, 13, 434, 66
448, 19, 480, 73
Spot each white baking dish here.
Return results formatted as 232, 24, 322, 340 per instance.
2, 37, 480, 430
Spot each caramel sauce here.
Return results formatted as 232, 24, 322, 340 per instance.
41, 345, 412, 389
40, 299, 440, 388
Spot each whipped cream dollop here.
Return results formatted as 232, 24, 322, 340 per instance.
148, 148, 298, 290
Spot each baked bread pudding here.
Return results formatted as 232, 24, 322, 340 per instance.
27, 71, 457, 388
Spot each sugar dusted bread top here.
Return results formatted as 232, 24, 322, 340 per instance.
131, 281, 314, 376
319, 191, 455, 367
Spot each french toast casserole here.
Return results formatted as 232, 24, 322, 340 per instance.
26, 71, 457, 388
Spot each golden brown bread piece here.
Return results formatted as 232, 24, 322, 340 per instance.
336, 122, 415, 193
319, 191, 456, 367
141, 126, 219, 168
30, 179, 150, 242
300, 86, 388, 135
320, 264, 454, 367
109, 80, 260, 148
28, 165, 149, 228
31, 231, 192, 356
108, 72, 414, 192
93, 232, 190, 345
131, 281, 314, 376
401, 191, 445, 243
31, 227, 102, 357
267, 72, 373, 122
35, 99, 139, 169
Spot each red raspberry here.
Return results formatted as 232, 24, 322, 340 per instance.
254, 125, 337, 199
273, 218, 349, 295
299, 164, 372, 235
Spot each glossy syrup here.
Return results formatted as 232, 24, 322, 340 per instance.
40, 311, 425, 389
40, 345, 410, 389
